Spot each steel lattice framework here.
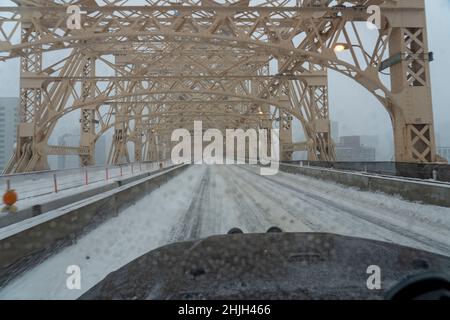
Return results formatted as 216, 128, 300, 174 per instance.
0, 0, 439, 173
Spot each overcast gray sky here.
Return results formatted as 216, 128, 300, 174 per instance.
0, 0, 449, 160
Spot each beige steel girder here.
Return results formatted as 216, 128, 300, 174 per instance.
0, 0, 439, 172
80, 55, 97, 167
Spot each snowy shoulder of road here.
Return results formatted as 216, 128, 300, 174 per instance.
0, 165, 206, 300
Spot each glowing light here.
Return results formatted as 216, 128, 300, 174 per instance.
334, 44, 348, 53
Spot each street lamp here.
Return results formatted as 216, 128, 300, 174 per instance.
333, 43, 350, 53
333, 43, 372, 60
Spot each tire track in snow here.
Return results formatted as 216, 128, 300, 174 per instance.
225, 166, 329, 233
238, 166, 450, 255
234, 166, 394, 241
217, 166, 271, 233
169, 166, 211, 241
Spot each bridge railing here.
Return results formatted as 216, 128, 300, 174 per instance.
284, 161, 450, 183
0, 160, 172, 208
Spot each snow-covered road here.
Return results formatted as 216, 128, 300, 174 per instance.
1, 164, 449, 299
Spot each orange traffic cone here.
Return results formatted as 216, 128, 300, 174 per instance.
2, 189, 18, 213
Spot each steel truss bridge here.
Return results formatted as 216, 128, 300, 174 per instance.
0, 0, 442, 173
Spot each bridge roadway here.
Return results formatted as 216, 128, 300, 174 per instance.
0, 165, 449, 299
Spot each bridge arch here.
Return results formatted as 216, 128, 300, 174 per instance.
41, 88, 300, 164
0, 1, 438, 172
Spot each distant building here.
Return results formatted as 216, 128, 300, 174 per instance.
0, 98, 19, 171
58, 134, 81, 169
330, 121, 339, 143
438, 147, 450, 163
336, 135, 376, 162
339, 136, 361, 148
360, 135, 379, 149
436, 132, 442, 148
95, 135, 107, 166
436, 122, 450, 148
336, 147, 376, 162
58, 134, 108, 169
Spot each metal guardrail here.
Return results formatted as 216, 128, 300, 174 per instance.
0, 160, 172, 208
284, 161, 450, 183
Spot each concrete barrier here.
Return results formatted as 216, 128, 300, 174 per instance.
285, 161, 450, 182
0, 164, 189, 288
280, 163, 450, 208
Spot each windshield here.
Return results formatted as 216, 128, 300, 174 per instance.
0, 0, 449, 301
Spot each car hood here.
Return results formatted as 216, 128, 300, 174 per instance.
80, 232, 450, 300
